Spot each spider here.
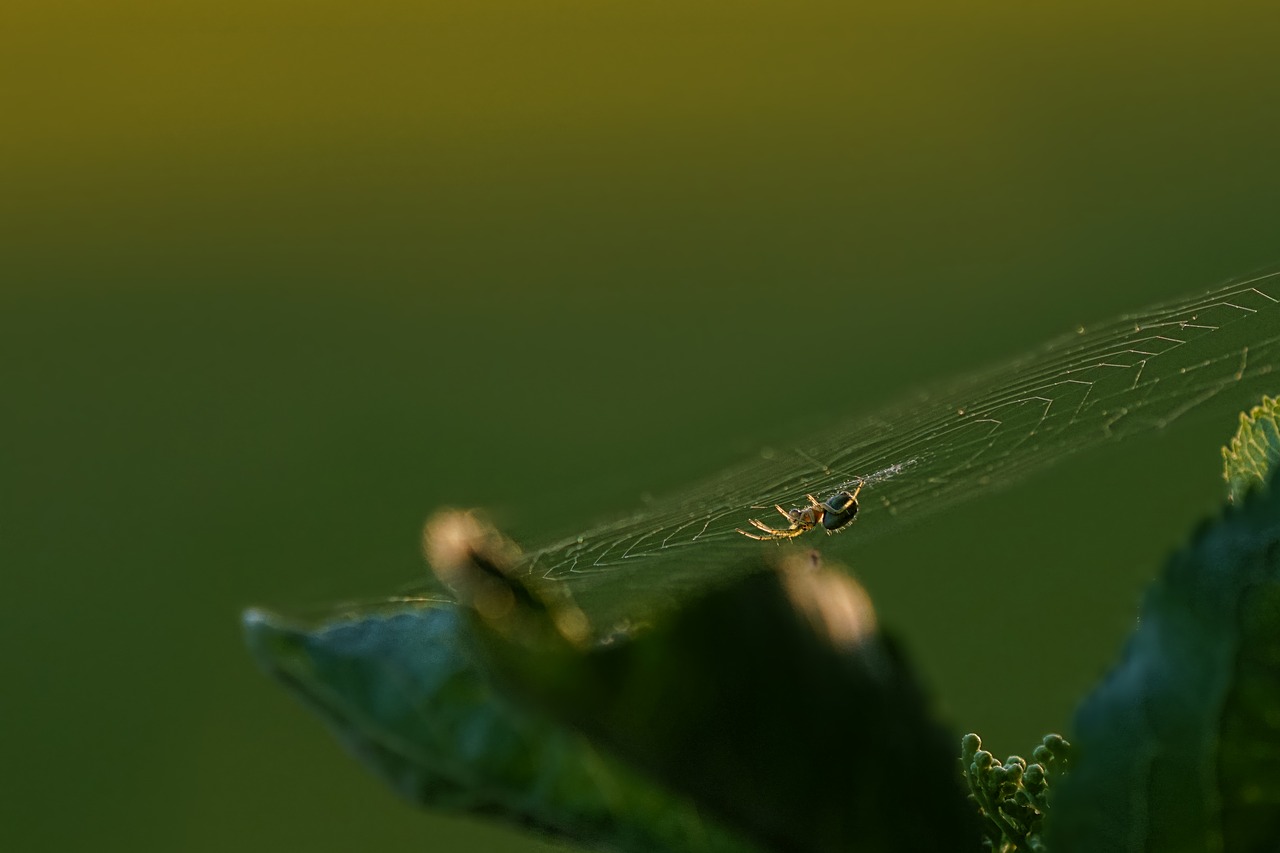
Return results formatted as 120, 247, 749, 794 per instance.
735, 482, 863, 541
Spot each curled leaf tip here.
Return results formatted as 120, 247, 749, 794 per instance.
1222, 394, 1280, 503
422, 509, 591, 646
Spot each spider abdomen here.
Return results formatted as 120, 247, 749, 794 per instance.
819, 492, 859, 532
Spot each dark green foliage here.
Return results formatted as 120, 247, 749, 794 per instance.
1049, 464, 1280, 851
466, 556, 982, 853
1218, 579, 1280, 849
246, 539, 981, 853
244, 605, 763, 853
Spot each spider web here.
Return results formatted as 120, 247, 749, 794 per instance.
498, 267, 1280, 608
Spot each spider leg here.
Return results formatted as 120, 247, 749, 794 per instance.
748, 517, 792, 535
736, 517, 809, 540
773, 504, 794, 520
737, 527, 809, 541
848, 481, 864, 501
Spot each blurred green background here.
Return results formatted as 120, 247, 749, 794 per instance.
4, 2, 1280, 850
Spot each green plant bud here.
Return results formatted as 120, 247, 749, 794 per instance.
1040, 733, 1069, 758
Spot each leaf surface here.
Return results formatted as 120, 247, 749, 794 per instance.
1050, 469, 1280, 851
459, 551, 982, 853
244, 604, 762, 853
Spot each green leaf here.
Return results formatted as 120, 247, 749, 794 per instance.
1222, 395, 1280, 504
1049, 468, 1280, 851
243, 604, 763, 853
443, 539, 982, 853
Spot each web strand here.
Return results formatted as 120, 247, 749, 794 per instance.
509, 271, 1280, 600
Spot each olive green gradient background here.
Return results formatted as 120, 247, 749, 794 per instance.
4, 3, 1280, 850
